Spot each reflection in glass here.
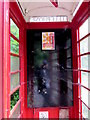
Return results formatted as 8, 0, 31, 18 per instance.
10, 56, 19, 72
10, 89, 19, 110
67, 48, 71, 58
10, 19, 19, 39
79, 18, 89, 39
10, 37, 19, 54
81, 55, 88, 70
81, 87, 88, 107
80, 37, 88, 54
27, 29, 73, 108
10, 103, 20, 118
10, 73, 20, 91
66, 39, 71, 49
81, 71, 88, 88
82, 102, 88, 118
67, 59, 71, 68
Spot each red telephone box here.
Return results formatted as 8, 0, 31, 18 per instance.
0, 0, 90, 119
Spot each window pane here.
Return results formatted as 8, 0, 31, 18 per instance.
10, 56, 19, 72
66, 39, 71, 49
80, 37, 89, 54
81, 71, 88, 88
67, 59, 71, 68
10, 103, 20, 118
82, 102, 89, 118
10, 37, 19, 55
10, 73, 20, 91
81, 87, 88, 107
81, 55, 88, 70
79, 18, 89, 39
67, 69, 72, 80
10, 19, 19, 39
67, 48, 71, 58
10, 89, 19, 110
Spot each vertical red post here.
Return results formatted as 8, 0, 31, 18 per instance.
0, 1, 3, 119
3, 1, 10, 118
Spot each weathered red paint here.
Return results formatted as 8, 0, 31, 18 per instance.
0, 1, 3, 119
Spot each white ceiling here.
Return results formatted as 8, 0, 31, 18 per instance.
17, 0, 80, 22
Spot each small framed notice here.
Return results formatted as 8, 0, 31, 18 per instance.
42, 32, 55, 50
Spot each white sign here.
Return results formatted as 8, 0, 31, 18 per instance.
39, 111, 48, 120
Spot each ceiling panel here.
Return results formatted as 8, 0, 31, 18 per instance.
17, 0, 79, 22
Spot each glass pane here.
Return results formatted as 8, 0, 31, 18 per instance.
10, 37, 19, 55
10, 56, 19, 72
80, 37, 88, 54
81, 55, 88, 70
10, 19, 19, 39
67, 48, 71, 58
10, 89, 19, 110
79, 18, 89, 39
10, 103, 20, 118
82, 102, 89, 118
81, 87, 88, 107
67, 59, 71, 68
81, 71, 88, 88
10, 73, 20, 91
66, 39, 71, 49
67, 69, 72, 80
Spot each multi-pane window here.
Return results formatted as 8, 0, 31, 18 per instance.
77, 17, 90, 119
10, 19, 20, 118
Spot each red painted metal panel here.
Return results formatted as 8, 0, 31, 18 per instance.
26, 22, 71, 30
9, 1, 26, 28
0, 1, 3, 119
71, 2, 89, 29
50, 0, 58, 7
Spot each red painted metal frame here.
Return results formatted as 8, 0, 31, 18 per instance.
9, 1, 27, 118
1, 1, 26, 118
10, 33, 20, 43
3, 1, 10, 118
1, 0, 89, 119
75, 2, 90, 118
50, 0, 58, 7
0, 1, 3, 119
26, 22, 71, 30
77, 33, 90, 43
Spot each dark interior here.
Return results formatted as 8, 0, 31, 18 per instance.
27, 29, 73, 108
